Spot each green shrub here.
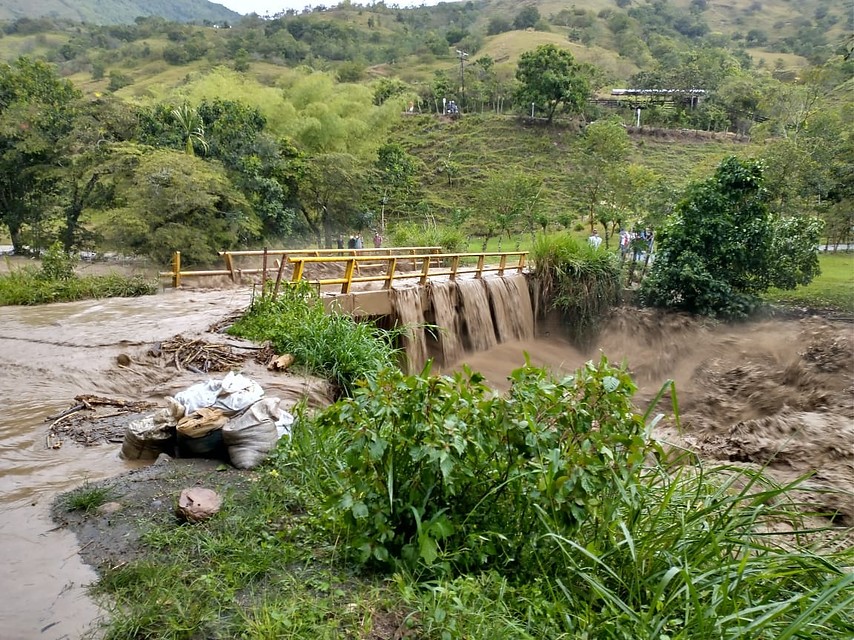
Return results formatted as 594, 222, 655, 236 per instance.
297, 358, 652, 576
388, 222, 466, 253
227, 281, 400, 396
39, 242, 77, 281
0, 263, 157, 306
531, 232, 621, 345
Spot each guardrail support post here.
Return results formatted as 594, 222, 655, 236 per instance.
384, 258, 397, 289
291, 258, 305, 284
476, 254, 485, 278
450, 256, 460, 281
517, 253, 526, 272
420, 257, 431, 285
261, 248, 268, 290
224, 252, 236, 282
172, 251, 181, 288
342, 259, 356, 293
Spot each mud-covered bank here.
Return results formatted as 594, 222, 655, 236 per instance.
51, 458, 256, 574
48, 307, 854, 637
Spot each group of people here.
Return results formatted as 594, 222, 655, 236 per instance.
587, 227, 655, 260
336, 232, 383, 250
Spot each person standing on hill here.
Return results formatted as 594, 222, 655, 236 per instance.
588, 229, 603, 249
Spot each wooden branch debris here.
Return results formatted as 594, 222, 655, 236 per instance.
46, 396, 156, 448
158, 335, 247, 373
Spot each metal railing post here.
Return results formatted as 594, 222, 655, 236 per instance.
384, 258, 398, 289
172, 251, 181, 288
476, 254, 485, 278
420, 256, 431, 285
342, 259, 356, 293
290, 258, 305, 283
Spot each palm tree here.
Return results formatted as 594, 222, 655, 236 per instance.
172, 104, 208, 156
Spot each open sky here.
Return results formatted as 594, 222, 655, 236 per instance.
215, 1, 449, 17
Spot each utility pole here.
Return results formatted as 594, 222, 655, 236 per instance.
456, 49, 468, 111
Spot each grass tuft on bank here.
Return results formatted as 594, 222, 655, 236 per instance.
530, 232, 622, 345
227, 281, 401, 397
0, 245, 157, 305
85, 360, 854, 640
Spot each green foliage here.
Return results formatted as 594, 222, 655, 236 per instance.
303, 358, 652, 576
0, 57, 81, 254
515, 44, 592, 123
39, 242, 77, 281
0, 263, 156, 306
60, 481, 115, 512
227, 281, 399, 397
387, 222, 465, 252
531, 233, 622, 345
641, 156, 823, 317
513, 7, 541, 30
106, 147, 257, 266
396, 463, 854, 639
472, 171, 542, 244
764, 252, 854, 312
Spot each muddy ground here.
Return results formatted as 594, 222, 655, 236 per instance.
52, 307, 854, 614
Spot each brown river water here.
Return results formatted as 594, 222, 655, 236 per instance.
0, 287, 255, 640
1, 281, 852, 639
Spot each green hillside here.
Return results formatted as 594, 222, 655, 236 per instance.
0, 0, 848, 262
0, 0, 238, 25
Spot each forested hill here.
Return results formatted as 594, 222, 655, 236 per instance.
0, 0, 239, 25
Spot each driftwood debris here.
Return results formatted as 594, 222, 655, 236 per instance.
46, 396, 156, 448
158, 335, 247, 373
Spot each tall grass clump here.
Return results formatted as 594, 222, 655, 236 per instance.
282, 359, 854, 638
227, 281, 400, 396
531, 232, 621, 345
388, 221, 466, 253
0, 246, 157, 306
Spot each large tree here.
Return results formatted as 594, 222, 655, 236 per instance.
515, 44, 591, 123
641, 157, 823, 317
569, 120, 632, 237
0, 57, 80, 253
106, 147, 257, 266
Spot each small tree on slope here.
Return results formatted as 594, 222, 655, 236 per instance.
641, 156, 823, 317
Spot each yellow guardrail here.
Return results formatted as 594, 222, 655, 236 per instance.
160, 248, 528, 294
290, 251, 528, 294
159, 247, 442, 288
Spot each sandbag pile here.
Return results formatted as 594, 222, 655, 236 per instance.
120, 372, 294, 469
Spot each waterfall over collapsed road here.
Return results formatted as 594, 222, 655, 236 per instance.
0, 276, 851, 638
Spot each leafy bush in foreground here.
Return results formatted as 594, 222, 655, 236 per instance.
298, 358, 652, 576
285, 359, 854, 638
228, 281, 400, 396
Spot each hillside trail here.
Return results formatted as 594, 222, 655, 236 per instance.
0, 289, 851, 638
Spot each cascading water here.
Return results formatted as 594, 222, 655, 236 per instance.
390, 286, 428, 373
427, 280, 464, 366
484, 274, 534, 343
456, 278, 498, 353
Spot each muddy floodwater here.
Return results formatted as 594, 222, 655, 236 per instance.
1, 285, 852, 639
0, 288, 254, 640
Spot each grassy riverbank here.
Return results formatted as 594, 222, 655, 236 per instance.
0, 246, 157, 305
56, 362, 854, 639
764, 252, 854, 313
